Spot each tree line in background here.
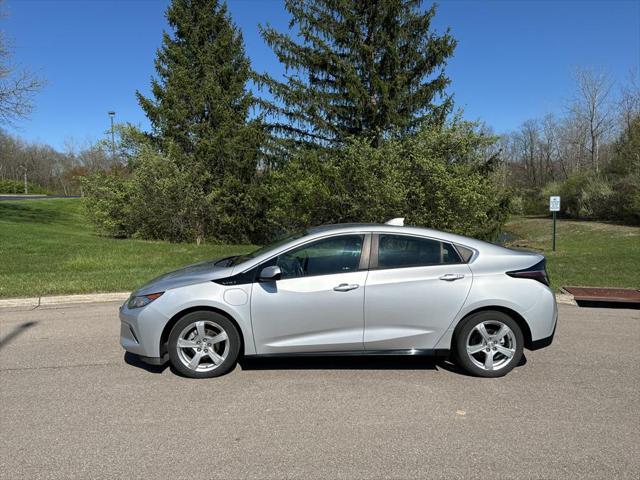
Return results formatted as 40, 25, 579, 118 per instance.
501, 68, 640, 224
1, 0, 638, 245
0, 132, 117, 195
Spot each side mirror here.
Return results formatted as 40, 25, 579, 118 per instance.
259, 265, 282, 282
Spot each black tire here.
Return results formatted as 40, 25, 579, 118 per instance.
454, 310, 524, 378
168, 310, 241, 379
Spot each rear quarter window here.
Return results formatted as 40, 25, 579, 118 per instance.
454, 244, 474, 263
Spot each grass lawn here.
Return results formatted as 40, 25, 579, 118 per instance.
503, 216, 640, 291
0, 199, 255, 298
1, 200, 637, 298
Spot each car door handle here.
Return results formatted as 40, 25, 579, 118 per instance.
439, 273, 465, 281
333, 283, 359, 292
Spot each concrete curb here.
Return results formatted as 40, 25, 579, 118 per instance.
0, 292, 129, 309
0, 291, 576, 309
555, 293, 577, 306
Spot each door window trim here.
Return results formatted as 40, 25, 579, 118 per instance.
358, 233, 372, 270
370, 232, 468, 270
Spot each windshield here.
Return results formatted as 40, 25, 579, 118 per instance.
228, 231, 306, 266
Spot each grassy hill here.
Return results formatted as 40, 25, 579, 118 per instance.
503, 216, 639, 291
0, 199, 254, 298
1, 199, 638, 298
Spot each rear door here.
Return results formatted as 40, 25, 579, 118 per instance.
364, 234, 472, 351
251, 234, 370, 354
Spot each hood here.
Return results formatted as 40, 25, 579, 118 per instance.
132, 258, 235, 296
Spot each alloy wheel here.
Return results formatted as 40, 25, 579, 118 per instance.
465, 320, 517, 371
176, 320, 230, 372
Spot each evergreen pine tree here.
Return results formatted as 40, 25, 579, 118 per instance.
137, 0, 262, 242
258, 0, 456, 149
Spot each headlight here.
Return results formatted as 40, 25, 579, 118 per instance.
127, 292, 164, 309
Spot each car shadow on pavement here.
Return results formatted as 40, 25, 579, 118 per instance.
122, 352, 528, 376
239, 355, 441, 371
0, 321, 38, 351
239, 353, 528, 375
123, 352, 169, 374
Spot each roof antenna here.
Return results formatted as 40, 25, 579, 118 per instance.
385, 217, 404, 226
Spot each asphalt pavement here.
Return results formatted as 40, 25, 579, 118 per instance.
0, 302, 638, 479
0, 195, 80, 201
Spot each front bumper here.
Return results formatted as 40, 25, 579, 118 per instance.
119, 300, 170, 359
128, 352, 169, 366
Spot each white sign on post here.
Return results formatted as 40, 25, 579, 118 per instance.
549, 196, 561, 212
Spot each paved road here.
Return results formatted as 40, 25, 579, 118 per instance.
0, 195, 80, 201
0, 302, 638, 479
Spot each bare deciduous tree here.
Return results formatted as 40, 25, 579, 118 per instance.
500, 67, 639, 209
0, 1, 44, 125
520, 119, 541, 186
540, 114, 559, 181
557, 114, 588, 175
570, 67, 615, 172
618, 70, 640, 133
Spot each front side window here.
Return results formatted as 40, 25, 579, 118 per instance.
276, 235, 364, 279
377, 234, 461, 269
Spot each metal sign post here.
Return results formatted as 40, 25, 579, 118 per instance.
549, 196, 560, 251
552, 211, 556, 251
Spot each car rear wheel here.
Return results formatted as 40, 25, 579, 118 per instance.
454, 311, 524, 378
168, 311, 240, 379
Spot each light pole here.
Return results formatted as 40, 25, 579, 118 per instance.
108, 111, 116, 160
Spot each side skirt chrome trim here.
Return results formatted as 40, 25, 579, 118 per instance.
245, 349, 450, 359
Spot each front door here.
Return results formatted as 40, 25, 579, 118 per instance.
364, 234, 472, 350
251, 234, 368, 354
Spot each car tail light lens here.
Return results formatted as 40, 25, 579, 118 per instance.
506, 259, 550, 286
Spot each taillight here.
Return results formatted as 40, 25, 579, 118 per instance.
506, 259, 550, 286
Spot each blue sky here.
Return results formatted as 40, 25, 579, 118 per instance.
3, 0, 639, 151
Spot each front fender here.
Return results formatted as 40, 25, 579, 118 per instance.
123, 281, 255, 358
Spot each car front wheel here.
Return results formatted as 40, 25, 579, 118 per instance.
454, 311, 524, 378
168, 311, 240, 378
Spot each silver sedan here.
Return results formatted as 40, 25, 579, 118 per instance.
120, 220, 557, 378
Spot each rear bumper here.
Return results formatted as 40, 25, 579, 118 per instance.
529, 325, 555, 350
528, 309, 557, 350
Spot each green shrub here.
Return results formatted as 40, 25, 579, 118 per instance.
509, 195, 525, 216
540, 171, 639, 225
83, 122, 512, 243
608, 176, 640, 225
82, 148, 206, 242
516, 188, 548, 215
82, 146, 260, 243
261, 123, 511, 241
127, 150, 219, 243
0, 179, 50, 195
543, 173, 606, 219
81, 171, 133, 238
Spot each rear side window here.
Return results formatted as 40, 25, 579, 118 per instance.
377, 234, 462, 269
